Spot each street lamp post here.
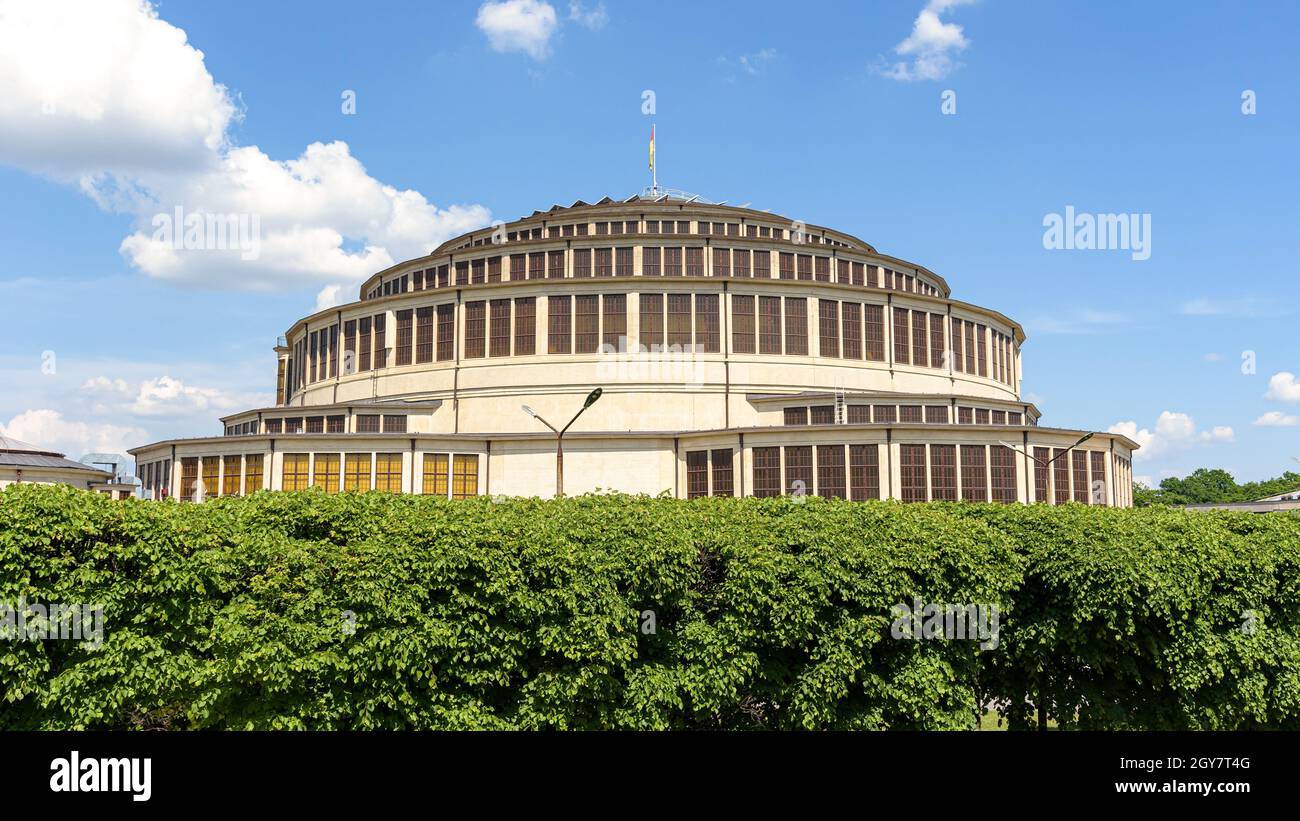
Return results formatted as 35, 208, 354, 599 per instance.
523, 388, 603, 498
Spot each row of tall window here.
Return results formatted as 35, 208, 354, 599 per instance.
178, 454, 265, 500
225, 414, 409, 436
1030, 448, 1112, 505
453, 216, 854, 251
278, 452, 479, 498
290, 295, 1015, 392
782, 404, 1028, 426
365, 247, 941, 300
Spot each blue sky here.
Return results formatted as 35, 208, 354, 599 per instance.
0, 0, 1297, 485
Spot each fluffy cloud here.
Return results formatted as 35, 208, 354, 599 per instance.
81, 374, 267, 418
1180, 297, 1288, 318
877, 0, 977, 82
1265, 372, 1300, 402
0, 409, 148, 459
476, 0, 560, 59
1254, 411, 1300, 427
1108, 411, 1234, 461
0, 0, 491, 306
568, 1, 608, 30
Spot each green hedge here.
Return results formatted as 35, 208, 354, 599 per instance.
1, 483, 1297, 730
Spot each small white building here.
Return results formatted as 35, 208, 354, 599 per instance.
0, 435, 125, 495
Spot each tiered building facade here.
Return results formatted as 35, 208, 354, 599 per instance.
129, 194, 1137, 505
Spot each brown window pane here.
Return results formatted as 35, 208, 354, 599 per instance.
223, 455, 242, 496
975, 408, 990, 425
514, 297, 536, 355
819, 299, 840, 358
784, 446, 813, 497
817, 445, 846, 498
395, 310, 413, 366
695, 294, 719, 353
842, 303, 862, 359
686, 247, 704, 277
811, 405, 835, 425
732, 294, 755, 354
753, 250, 770, 278
382, 414, 406, 433
961, 445, 987, 502
639, 293, 663, 349
575, 294, 599, 353
753, 447, 781, 498
464, 300, 486, 359
797, 254, 812, 281
779, 252, 795, 280
710, 449, 734, 497
815, 256, 830, 282
455, 260, 469, 286
528, 251, 545, 280
930, 444, 957, 501
864, 305, 885, 361
664, 247, 682, 276
837, 259, 850, 284
437, 303, 455, 361
849, 444, 879, 500
573, 248, 592, 278
602, 293, 626, 350
327, 415, 345, 433
548, 295, 571, 354
911, 311, 928, 366
733, 249, 751, 278
925, 405, 949, 424
991, 446, 1018, 504
687, 450, 709, 499
415, 307, 434, 364
1034, 446, 1050, 503
847, 405, 870, 424
373, 314, 387, 368
712, 248, 730, 277
1090, 451, 1106, 505
1053, 448, 1070, 504
977, 324, 988, 376
306, 416, 324, 433
615, 247, 633, 276
642, 246, 661, 276
900, 444, 927, 502
784, 298, 807, 355
893, 307, 910, 365
488, 255, 502, 283
1072, 450, 1089, 503
873, 405, 897, 424
548, 249, 565, 279
244, 454, 263, 493
356, 414, 380, 433
900, 405, 922, 423
471, 258, 485, 284
593, 247, 612, 277
930, 312, 946, 368
489, 299, 511, 357
667, 293, 692, 348
784, 406, 809, 426
759, 296, 781, 354
958, 407, 974, 424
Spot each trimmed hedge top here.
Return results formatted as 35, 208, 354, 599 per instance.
1, 484, 1297, 730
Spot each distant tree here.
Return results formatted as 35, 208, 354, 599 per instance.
1132, 467, 1300, 507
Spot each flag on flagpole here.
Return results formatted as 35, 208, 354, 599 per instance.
649, 125, 655, 171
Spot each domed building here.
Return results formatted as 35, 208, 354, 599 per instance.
129, 192, 1137, 505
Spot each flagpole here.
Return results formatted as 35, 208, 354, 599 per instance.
650, 123, 657, 196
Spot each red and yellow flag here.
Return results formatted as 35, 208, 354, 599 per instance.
649, 125, 655, 171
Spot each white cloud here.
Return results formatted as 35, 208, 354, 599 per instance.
1203, 352, 1224, 362
0, 0, 491, 306
877, 0, 977, 82
81, 374, 264, 417
568, 1, 608, 30
1254, 411, 1300, 427
1265, 372, 1300, 402
0, 409, 148, 459
1108, 411, 1234, 461
476, 0, 559, 60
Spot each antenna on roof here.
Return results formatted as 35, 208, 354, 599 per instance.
648, 123, 658, 197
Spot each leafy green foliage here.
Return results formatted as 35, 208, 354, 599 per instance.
2, 484, 1298, 730
1135, 467, 1300, 507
